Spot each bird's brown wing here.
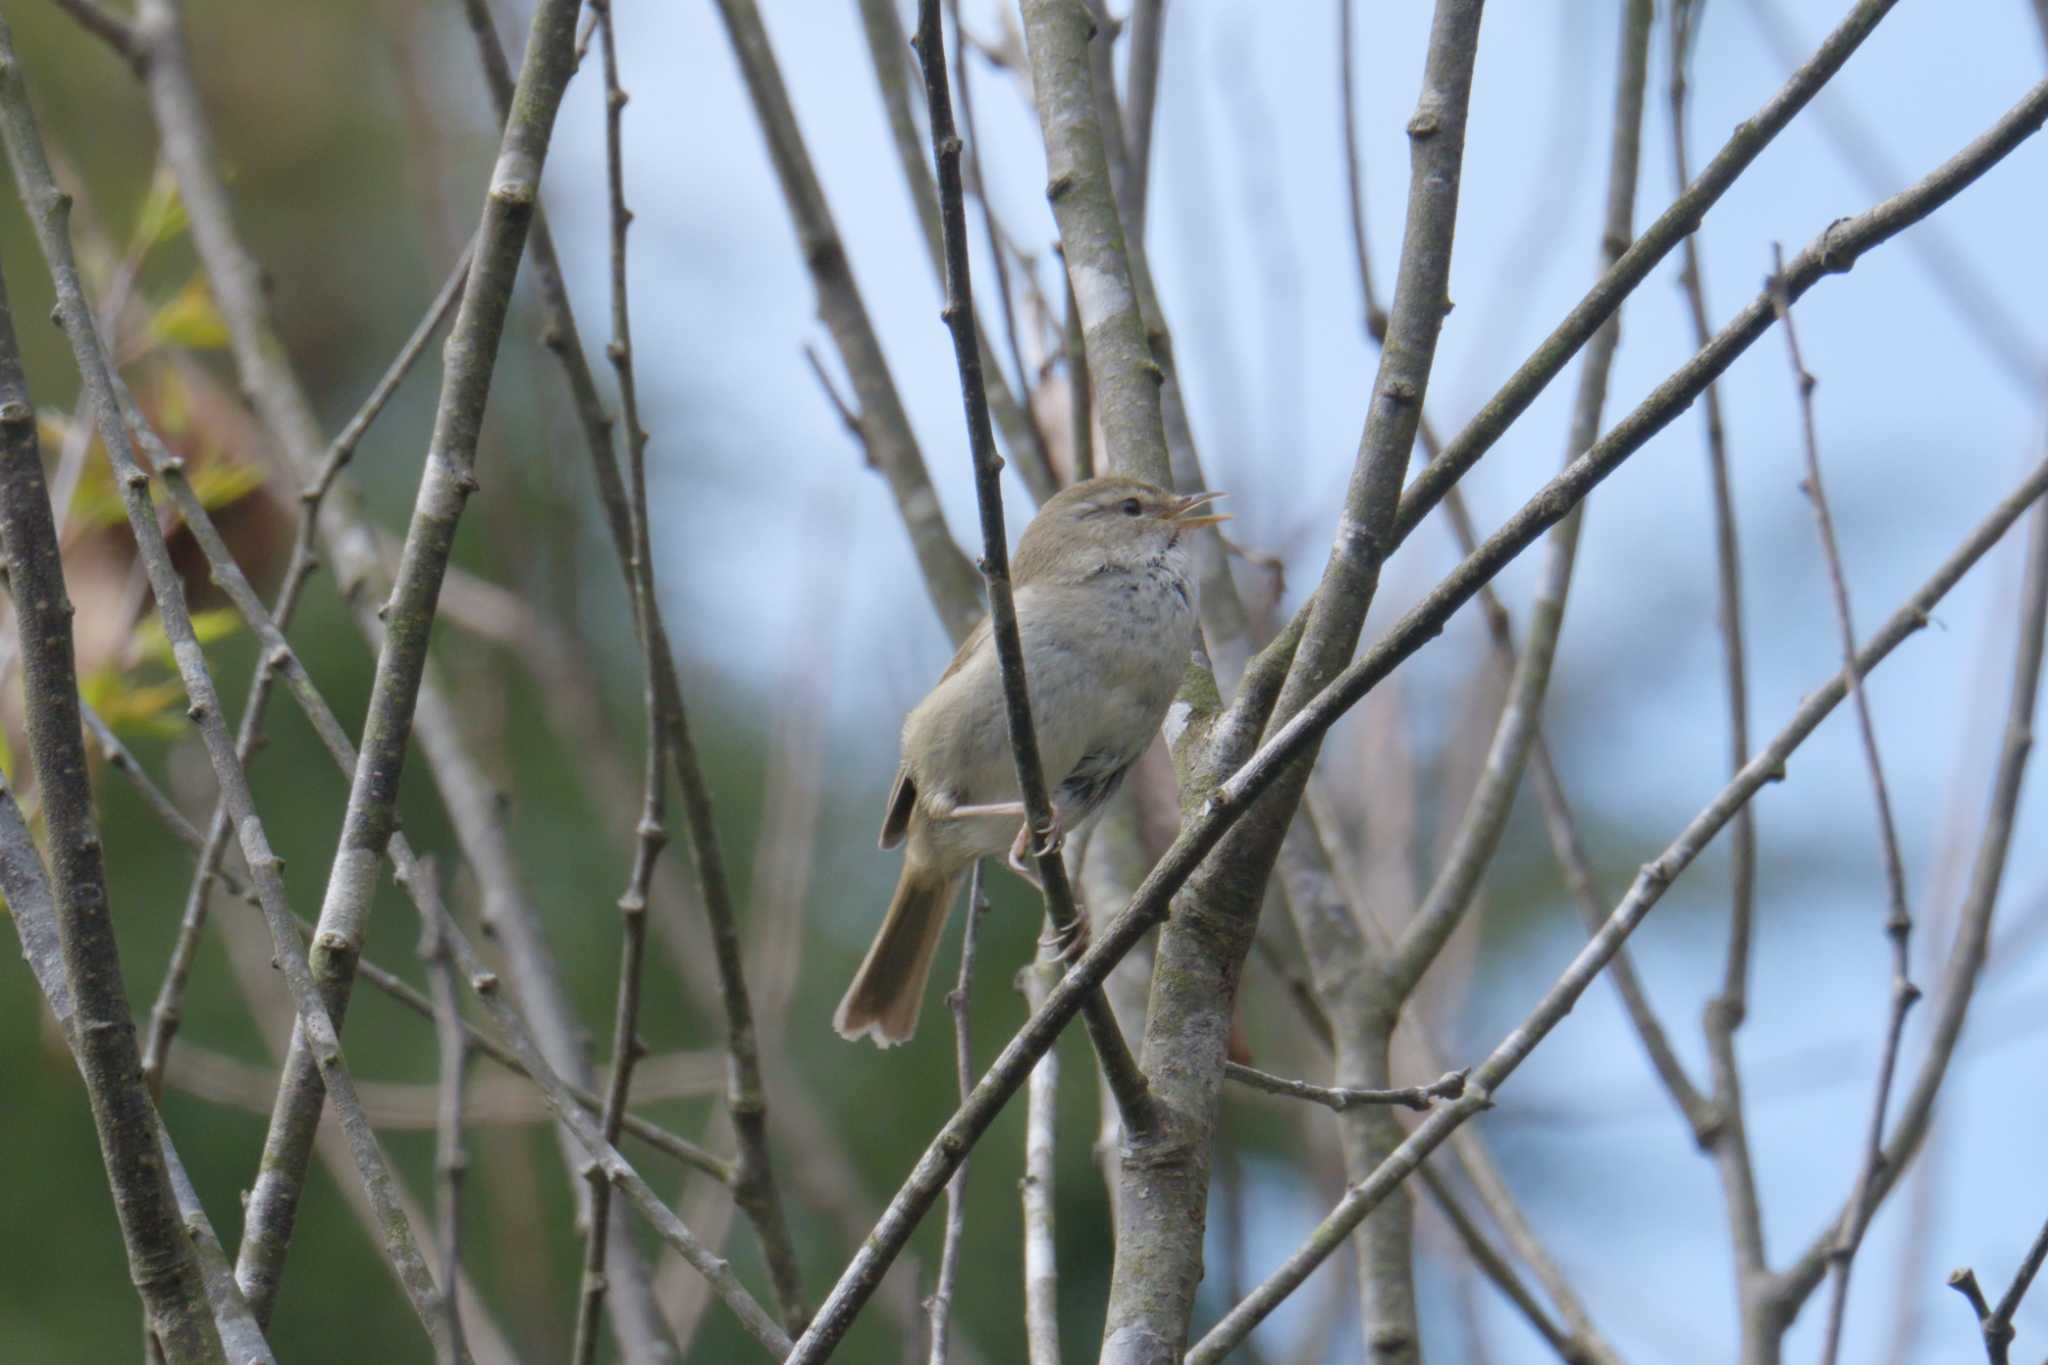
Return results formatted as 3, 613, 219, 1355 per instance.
880, 615, 994, 850
879, 766, 917, 849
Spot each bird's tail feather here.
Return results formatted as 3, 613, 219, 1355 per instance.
834, 861, 959, 1047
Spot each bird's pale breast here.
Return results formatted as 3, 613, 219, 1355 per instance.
901, 549, 1198, 872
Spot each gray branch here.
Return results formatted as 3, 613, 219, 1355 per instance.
0, 187, 221, 1363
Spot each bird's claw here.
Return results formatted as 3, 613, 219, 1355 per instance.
1038, 909, 1090, 963
1007, 813, 1066, 877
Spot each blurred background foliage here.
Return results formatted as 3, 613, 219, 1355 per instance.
1, 0, 2044, 1362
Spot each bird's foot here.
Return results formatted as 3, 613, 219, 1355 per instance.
1038, 906, 1091, 963
1006, 810, 1067, 878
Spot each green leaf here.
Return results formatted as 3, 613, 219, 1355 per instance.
149, 277, 231, 350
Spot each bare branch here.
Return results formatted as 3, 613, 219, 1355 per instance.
0, 227, 220, 1361
456, 0, 808, 1328
1771, 241, 1922, 1365
928, 864, 987, 1365
1018, 938, 1062, 1365
217, 0, 581, 1320
1224, 1063, 1466, 1113
1384, 0, 1652, 1004
789, 75, 2048, 1353
417, 870, 469, 1365
1108, 0, 1486, 1352
138, 241, 470, 1099
1394, 0, 1904, 544
79, 650, 734, 1176
1190, 456, 2048, 1362
1950, 1202, 2048, 1363
712, 0, 982, 639
0, 785, 274, 1364
573, 6, 672, 1357
1770, 494, 2048, 1322
0, 30, 452, 1345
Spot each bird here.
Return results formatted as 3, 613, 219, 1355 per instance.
834, 474, 1226, 1046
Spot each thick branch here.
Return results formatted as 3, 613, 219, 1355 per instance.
0, 35, 451, 1346
0, 182, 220, 1364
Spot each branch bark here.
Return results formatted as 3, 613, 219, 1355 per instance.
215, 0, 581, 1321
1393, 0, 1903, 544
0, 184, 221, 1364
1104, 3, 1486, 1356
456, 0, 807, 1329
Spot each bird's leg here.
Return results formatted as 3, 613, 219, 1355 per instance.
947, 799, 1029, 820
1008, 806, 1090, 961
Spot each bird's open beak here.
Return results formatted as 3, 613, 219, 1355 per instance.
1165, 490, 1230, 530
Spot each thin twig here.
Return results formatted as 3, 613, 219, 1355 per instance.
1393, 0, 1905, 545
1225, 1063, 1466, 1113
928, 863, 987, 1364
0, 207, 221, 1363
0, 784, 274, 1364
572, 6, 670, 1359
1771, 242, 1921, 1365
855, 0, 1059, 503
220, 0, 581, 1323
47, 0, 139, 64
1768, 494, 2048, 1324
1337, 0, 1387, 341
1121, 0, 1166, 236
1062, 273, 1092, 482
457, 4, 808, 1327
1188, 458, 2048, 1362
1950, 1205, 2048, 1363
1414, 1165, 1578, 1364
418, 868, 469, 1365
713, 0, 982, 637
137, 241, 471, 1098
946, 0, 1053, 498
1743, 0, 2048, 396
913, 0, 1159, 1140
1668, 4, 1775, 1346
1018, 934, 1062, 1365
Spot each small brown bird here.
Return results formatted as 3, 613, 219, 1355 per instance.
835, 475, 1226, 1046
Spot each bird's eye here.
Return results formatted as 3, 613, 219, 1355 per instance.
1120, 498, 1143, 517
